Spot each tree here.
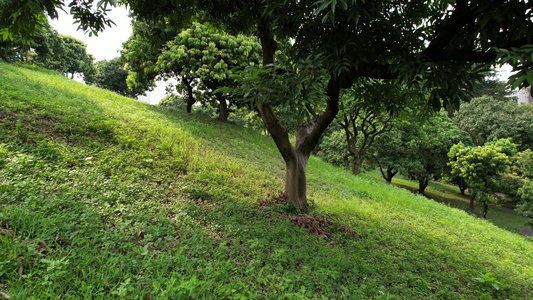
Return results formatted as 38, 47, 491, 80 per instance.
155, 22, 262, 121
403, 112, 465, 194
455, 96, 533, 150
516, 180, 533, 226
368, 126, 410, 184
448, 141, 513, 218
0, 20, 60, 65
0, 0, 115, 45
53, 35, 96, 80
7, 0, 533, 212
338, 80, 416, 175
129, 0, 533, 212
85, 58, 143, 97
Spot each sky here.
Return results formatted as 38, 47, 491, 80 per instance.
48, 6, 170, 104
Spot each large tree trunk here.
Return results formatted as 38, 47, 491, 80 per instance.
257, 19, 343, 212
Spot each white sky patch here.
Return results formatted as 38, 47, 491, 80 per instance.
49, 6, 132, 61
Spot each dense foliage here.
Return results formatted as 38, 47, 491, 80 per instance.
155, 22, 261, 121
448, 141, 514, 218
85, 58, 142, 97
455, 96, 533, 149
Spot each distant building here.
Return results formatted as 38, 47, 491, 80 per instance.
514, 86, 533, 104
137, 92, 151, 104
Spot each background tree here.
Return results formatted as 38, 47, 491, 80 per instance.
155, 22, 261, 121
514, 149, 533, 225
403, 112, 464, 194
85, 58, 143, 97
317, 128, 352, 170
470, 76, 513, 101
448, 141, 513, 218
53, 35, 96, 80
455, 96, 533, 150
0, 0, 115, 45
0, 20, 60, 65
121, 19, 182, 106
337, 81, 400, 175
368, 125, 411, 184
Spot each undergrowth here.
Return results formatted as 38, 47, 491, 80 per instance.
1, 62, 532, 299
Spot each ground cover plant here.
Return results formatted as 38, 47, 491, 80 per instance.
1, 63, 533, 298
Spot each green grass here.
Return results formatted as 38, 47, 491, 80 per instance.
1, 62, 532, 299
366, 170, 530, 234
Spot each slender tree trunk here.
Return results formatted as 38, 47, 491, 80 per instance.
182, 77, 195, 114
460, 186, 465, 195
256, 19, 342, 212
482, 202, 488, 218
469, 193, 475, 212
217, 94, 229, 122
418, 178, 429, 194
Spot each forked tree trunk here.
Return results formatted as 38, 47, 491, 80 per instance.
257, 19, 344, 212
380, 167, 397, 183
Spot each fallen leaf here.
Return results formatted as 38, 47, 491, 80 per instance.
18, 263, 22, 278
0, 291, 11, 299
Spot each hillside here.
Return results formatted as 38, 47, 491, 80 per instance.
1, 62, 532, 299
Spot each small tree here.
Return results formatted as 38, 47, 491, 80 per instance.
368, 128, 408, 183
448, 141, 512, 218
337, 80, 407, 175
86, 58, 143, 97
155, 22, 261, 121
405, 111, 464, 195
516, 180, 533, 227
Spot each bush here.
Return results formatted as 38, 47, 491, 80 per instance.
499, 174, 524, 204
159, 95, 187, 110
516, 179, 533, 226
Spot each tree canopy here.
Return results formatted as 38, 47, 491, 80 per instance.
85, 58, 143, 97
448, 141, 513, 218
0, 0, 116, 44
455, 96, 533, 150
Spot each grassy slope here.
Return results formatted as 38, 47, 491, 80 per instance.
1, 62, 532, 299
